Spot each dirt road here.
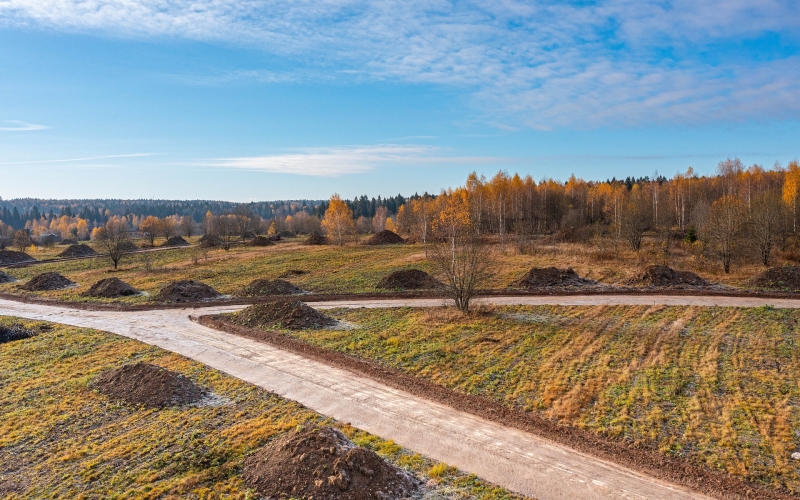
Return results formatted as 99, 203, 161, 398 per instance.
0, 296, 756, 499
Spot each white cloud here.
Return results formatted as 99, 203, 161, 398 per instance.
1, 1, 798, 127
203, 145, 504, 176
0, 153, 157, 164
0, 120, 49, 131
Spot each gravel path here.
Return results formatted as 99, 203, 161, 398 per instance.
0, 296, 753, 499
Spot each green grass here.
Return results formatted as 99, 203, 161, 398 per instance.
255, 304, 800, 492
0, 315, 525, 499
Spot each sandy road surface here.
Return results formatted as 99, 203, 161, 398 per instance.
0, 297, 738, 500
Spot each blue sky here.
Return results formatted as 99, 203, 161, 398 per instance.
1, 1, 799, 201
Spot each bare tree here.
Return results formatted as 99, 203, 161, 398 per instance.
209, 214, 240, 250
179, 216, 197, 237
750, 192, 785, 266
93, 218, 132, 270
12, 230, 30, 253
160, 217, 177, 240
705, 196, 745, 273
618, 187, 651, 252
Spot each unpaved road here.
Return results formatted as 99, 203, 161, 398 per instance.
1, 296, 772, 500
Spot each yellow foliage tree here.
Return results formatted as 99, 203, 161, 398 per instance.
321, 194, 354, 246
783, 160, 800, 233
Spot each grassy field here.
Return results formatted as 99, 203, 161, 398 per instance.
0, 315, 524, 499
252, 304, 800, 493
0, 235, 785, 303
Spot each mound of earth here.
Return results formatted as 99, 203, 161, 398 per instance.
156, 280, 220, 303
83, 278, 139, 298
0, 270, 15, 284
240, 279, 303, 297
92, 362, 206, 408
377, 269, 443, 290
280, 269, 308, 278
0, 324, 36, 344
60, 238, 78, 245
232, 299, 336, 330
629, 265, 710, 287
162, 236, 190, 247
119, 240, 139, 252
247, 236, 274, 246
19, 272, 76, 291
749, 266, 800, 292
365, 230, 404, 245
0, 250, 36, 266
514, 267, 596, 288
199, 234, 223, 248
243, 426, 420, 500
305, 231, 328, 245
58, 243, 98, 258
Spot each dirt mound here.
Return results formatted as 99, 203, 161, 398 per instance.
57, 244, 98, 258
240, 279, 303, 297
0, 324, 36, 344
60, 238, 78, 245
280, 269, 308, 278
92, 362, 206, 408
232, 299, 336, 330
515, 267, 596, 288
155, 280, 220, 303
247, 235, 274, 246
243, 426, 420, 500
0, 250, 36, 266
82, 278, 139, 298
365, 230, 405, 245
162, 236, 190, 247
377, 269, 443, 290
199, 234, 223, 248
0, 270, 15, 284
19, 272, 76, 291
305, 231, 328, 245
119, 240, 139, 252
750, 265, 800, 292
629, 265, 711, 287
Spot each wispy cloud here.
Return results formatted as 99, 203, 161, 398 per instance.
0, 120, 49, 131
0, 153, 157, 165
1, 1, 798, 127
201, 145, 506, 176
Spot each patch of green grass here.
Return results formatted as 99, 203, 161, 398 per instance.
0, 315, 526, 499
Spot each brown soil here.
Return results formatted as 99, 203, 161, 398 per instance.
376, 269, 443, 290
0, 323, 36, 344
199, 234, 223, 248
247, 235, 274, 246
82, 278, 139, 298
243, 426, 420, 500
119, 240, 139, 252
155, 280, 220, 303
162, 236, 190, 247
202, 316, 798, 500
231, 299, 336, 330
305, 231, 328, 245
365, 230, 405, 245
750, 266, 800, 292
60, 238, 78, 245
514, 267, 596, 288
57, 244, 98, 258
240, 279, 303, 297
280, 269, 308, 278
628, 265, 711, 288
0, 270, 15, 284
19, 272, 76, 291
0, 250, 36, 266
91, 362, 206, 408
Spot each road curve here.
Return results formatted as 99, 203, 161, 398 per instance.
0, 297, 728, 500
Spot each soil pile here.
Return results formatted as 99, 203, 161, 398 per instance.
119, 241, 139, 252
57, 244, 98, 258
92, 362, 206, 407
0, 250, 35, 266
365, 230, 405, 245
60, 238, 78, 245
240, 278, 303, 297
83, 277, 139, 298
19, 272, 76, 291
305, 231, 328, 245
199, 234, 223, 248
750, 265, 800, 292
155, 280, 220, 303
377, 269, 443, 290
243, 426, 420, 500
629, 265, 710, 287
233, 299, 336, 329
0, 270, 15, 284
247, 236, 274, 246
0, 324, 36, 344
162, 236, 190, 247
515, 267, 596, 288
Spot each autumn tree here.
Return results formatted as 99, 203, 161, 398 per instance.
321, 194, 355, 246
139, 216, 160, 246
783, 160, 800, 233
618, 185, 651, 252
372, 206, 389, 233
12, 230, 29, 253
92, 217, 131, 270
160, 217, 177, 240
705, 196, 745, 273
